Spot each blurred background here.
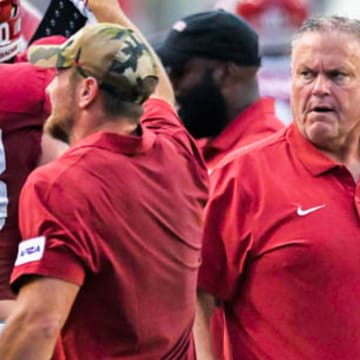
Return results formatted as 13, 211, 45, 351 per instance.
25, 0, 360, 35
22, 0, 360, 124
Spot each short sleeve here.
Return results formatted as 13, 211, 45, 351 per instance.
142, 98, 207, 176
141, 98, 184, 131
11, 169, 96, 292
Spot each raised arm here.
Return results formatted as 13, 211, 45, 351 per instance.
87, 0, 175, 105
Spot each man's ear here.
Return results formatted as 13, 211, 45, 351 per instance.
78, 77, 99, 109
212, 62, 235, 87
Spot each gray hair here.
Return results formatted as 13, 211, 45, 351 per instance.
292, 16, 360, 51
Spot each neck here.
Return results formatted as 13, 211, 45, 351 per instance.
323, 142, 360, 182
344, 158, 360, 182
69, 111, 139, 146
224, 80, 260, 123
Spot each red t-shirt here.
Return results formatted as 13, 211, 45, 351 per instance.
11, 99, 208, 360
0, 62, 53, 299
197, 97, 283, 170
199, 123, 360, 360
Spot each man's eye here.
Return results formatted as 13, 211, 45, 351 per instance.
331, 71, 346, 81
300, 70, 313, 79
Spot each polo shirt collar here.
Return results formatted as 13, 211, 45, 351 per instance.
73, 125, 156, 155
204, 97, 276, 152
288, 123, 340, 176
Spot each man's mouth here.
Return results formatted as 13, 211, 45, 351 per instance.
311, 106, 334, 113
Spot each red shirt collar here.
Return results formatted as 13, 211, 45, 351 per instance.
287, 123, 340, 176
200, 97, 278, 152
72, 126, 156, 155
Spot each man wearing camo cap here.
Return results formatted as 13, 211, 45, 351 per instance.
0, 2, 208, 359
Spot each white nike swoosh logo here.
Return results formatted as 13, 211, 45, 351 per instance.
297, 205, 326, 216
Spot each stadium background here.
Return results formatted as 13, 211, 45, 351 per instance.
25, 0, 360, 37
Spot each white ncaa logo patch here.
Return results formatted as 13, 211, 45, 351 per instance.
15, 236, 46, 266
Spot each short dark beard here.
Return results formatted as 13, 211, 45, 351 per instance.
177, 69, 228, 139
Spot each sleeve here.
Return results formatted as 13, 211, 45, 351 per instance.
141, 98, 207, 167
141, 98, 184, 132
10, 169, 96, 292
197, 162, 254, 301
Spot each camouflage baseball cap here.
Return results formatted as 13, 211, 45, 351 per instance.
28, 23, 159, 104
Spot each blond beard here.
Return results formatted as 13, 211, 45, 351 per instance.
44, 113, 72, 144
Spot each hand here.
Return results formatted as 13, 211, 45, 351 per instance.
86, 0, 122, 20
85, 0, 121, 13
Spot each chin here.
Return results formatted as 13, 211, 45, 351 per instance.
44, 117, 70, 144
306, 123, 336, 148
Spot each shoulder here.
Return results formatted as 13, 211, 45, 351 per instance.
0, 62, 52, 81
28, 135, 115, 185
0, 63, 54, 115
0, 63, 54, 95
23, 147, 86, 196
213, 127, 288, 177
207, 128, 290, 213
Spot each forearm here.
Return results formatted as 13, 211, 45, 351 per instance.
0, 308, 59, 359
194, 289, 218, 360
0, 277, 79, 360
0, 299, 16, 321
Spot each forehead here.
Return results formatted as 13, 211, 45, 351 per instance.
291, 31, 360, 69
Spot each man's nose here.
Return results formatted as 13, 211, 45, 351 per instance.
311, 74, 331, 96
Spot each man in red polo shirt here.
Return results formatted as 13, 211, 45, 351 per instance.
156, 10, 283, 171
0, 0, 116, 324
196, 16, 360, 359
0, 1, 208, 359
